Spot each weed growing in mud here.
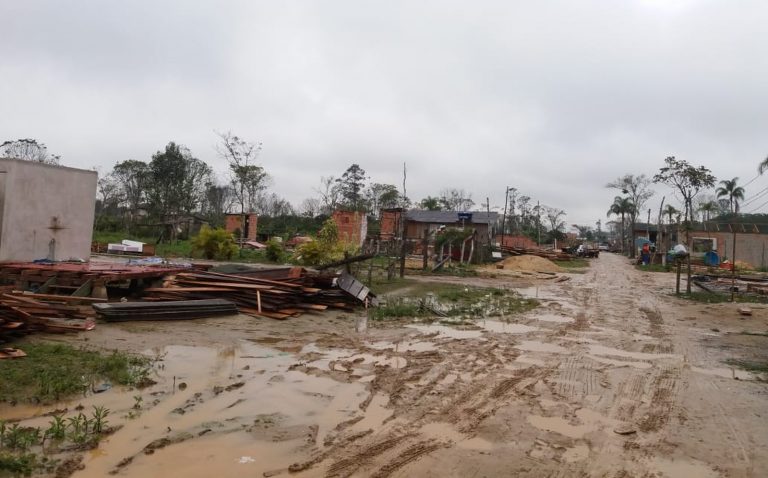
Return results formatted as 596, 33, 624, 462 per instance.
0, 452, 38, 476
0, 406, 114, 475
0, 342, 155, 404
635, 264, 672, 273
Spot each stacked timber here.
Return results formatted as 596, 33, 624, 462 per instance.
142, 269, 362, 320
94, 299, 238, 322
0, 291, 98, 344
500, 246, 575, 261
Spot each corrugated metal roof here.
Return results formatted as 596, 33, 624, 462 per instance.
405, 210, 499, 224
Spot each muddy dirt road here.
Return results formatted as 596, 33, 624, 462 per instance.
5, 253, 767, 477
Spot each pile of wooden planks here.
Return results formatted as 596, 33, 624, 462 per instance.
141, 268, 364, 320
94, 299, 238, 322
0, 291, 99, 344
501, 246, 575, 261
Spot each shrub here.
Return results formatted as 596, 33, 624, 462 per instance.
191, 226, 238, 260
293, 218, 345, 266
265, 239, 286, 263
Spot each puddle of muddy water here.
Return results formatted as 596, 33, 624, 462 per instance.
532, 314, 575, 324
527, 409, 618, 439
478, 320, 539, 334
65, 340, 383, 478
408, 324, 484, 339
366, 340, 437, 352
588, 345, 681, 361
514, 340, 570, 354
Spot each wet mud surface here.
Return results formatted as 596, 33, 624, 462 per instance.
3, 253, 768, 477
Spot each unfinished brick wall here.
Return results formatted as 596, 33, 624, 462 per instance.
224, 213, 258, 240
332, 210, 367, 248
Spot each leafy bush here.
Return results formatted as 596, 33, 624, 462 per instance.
191, 226, 238, 260
293, 218, 346, 266
265, 239, 286, 263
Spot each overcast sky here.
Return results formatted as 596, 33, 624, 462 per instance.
1, 0, 767, 229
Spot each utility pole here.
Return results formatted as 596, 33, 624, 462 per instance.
501, 187, 509, 248
536, 200, 541, 246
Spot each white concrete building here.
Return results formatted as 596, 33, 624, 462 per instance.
0, 159, 97, 261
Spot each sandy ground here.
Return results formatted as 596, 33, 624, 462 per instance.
3, 253, 767, 477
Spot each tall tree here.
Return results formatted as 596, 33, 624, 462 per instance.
697, 200, 719, 221
0, 138, 61, 164
419, 196, 442, 211
146, 142, 212, 232
653, 157, 716, 293
201, 181, 233, 227
336, 164, 367, 210
543, 207, 566, 242
607, 196, 635, 254
715, 177, 745, 214
112, 159, 150, 227
366, 183, 401, 217
316, 176, 342, 214
439, 188, 474, 211
216, 132, 269, 242
607, 174, 653, 258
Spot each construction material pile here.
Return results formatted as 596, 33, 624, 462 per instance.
494, 255, 563, 273
142, 267, 370, 320
0, 291, 98, 345
94, 299, 238, 322
501, 245, 575, 261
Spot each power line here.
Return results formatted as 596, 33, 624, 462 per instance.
745, 196, 768, 214
742, 186, 768, 206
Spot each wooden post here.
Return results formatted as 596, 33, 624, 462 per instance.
399, 239, 406, 278
257, 290, 262, 313
675, 259, 682, 295
460, 238, 466, 265
469, 236, 475, 264
731, 228, 737, 302
422, 230, 429, 270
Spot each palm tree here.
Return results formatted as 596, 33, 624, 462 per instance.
663, 204, 679, 225
698, 201, 718, 222
758, 155, 768, 175
607, 196, 635, 254
715, 177, 745, 214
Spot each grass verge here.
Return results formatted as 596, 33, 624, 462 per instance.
0, 342, 154, 404
370, 283, 538, 321
677, 292, 768, 304
723, 359, 768, 374
635, 264, 672, 273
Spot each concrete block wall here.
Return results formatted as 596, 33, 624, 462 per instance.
0, 159, 97, 261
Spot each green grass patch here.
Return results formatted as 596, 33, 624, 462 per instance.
369, 278, 417, 295
677, 292, 768, 304
0, 343, 154, 404
0, 452, 38, 476
370, 284, 538, 321
723, 359, 768, 374
635, 264, 672, 273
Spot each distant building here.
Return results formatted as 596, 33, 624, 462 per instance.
332, 210, 367, 248
0, 158, 97, 261
225, 213, 258, 241
380, 209, 499, 244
